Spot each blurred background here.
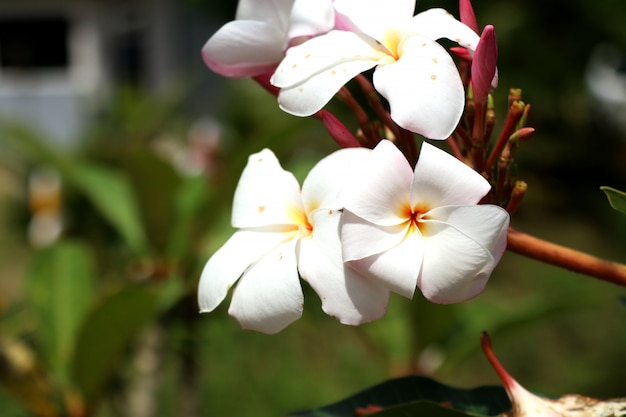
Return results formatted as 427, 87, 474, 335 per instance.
0, 0, 625, 416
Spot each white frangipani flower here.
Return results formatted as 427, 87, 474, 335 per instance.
198, 147, 389, 334
271, 0, 481, 139
340, 140, 509, 303
202, 0, 334, 78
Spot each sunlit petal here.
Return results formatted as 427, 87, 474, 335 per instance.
342, 139, 413, 226
198, 227, 295, 313
232, 149, 304, 228
409, 8, 480, 51
299, 209, 389, 325
411, 142, 491, 207
301, 147, 370, 212
346, 230, 424, 299
418, 221, 495, 304
202, 21, 285, 78
373, 36, 464, 139
271, 30, 387, 89
229, 238, 303, 334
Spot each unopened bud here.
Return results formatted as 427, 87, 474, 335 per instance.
315, 110, 361, 148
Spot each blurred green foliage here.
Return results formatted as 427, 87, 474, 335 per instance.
0, 1, 626, 417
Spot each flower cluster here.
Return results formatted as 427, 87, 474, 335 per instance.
198, 0, 510, 333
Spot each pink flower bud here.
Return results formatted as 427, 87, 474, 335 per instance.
459, 0, 479, 33
472, 25, 498, 105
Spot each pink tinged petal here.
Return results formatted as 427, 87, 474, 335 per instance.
236, 0, 292, 29
340, 210, 410, 262
346, 228, 424, 299
202, 21, 285, 78
472, 25, 498, 105
427, 205, 510, 263
232, 149, 303, 228
288, 0, 335, 40
229, 238, 303, 334
197, 227, 295, 313
333, 0, 416, 37
298, 209, 389, 325
411, 142, 491, 207
409, 8, 480, 51
341, 139, 414, 226
373, 36, 464, 139
459, 0, 479, 33
301, 147, 370, 211
418, 220, 496, 304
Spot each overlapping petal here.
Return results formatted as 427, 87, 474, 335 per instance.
229, 238, 303, 334
235, 0, 292, 26
373, 36, 465, 139
232, 149, 303, 228
197, 227, 295, 313
340, 139, 413, 226
427, 205, 510, 262
345, 227, 424, 298
288, 0, 335, 40
333, 0, 415, 39
418, 221, 496, 304
301, 147, 370, 212
298, 209, 389, 325
272, 31, 388, 116
341, 211, 409, 262
411, 142, 491, 207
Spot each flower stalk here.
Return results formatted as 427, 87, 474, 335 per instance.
507, 227, 626, 287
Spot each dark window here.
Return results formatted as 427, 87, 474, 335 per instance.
0, 17, 68, 69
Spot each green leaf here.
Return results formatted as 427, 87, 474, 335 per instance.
24, 241, 96, 384
167, 175, 209, 258
65, 162, 149, 254
600, 186, 626, 216
288, 376, 511, 417
70, 284, 160, 405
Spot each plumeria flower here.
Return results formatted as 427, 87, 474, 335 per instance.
198, 147, 389, 334
202, 0, 334, 78
340, 140, 509, 303
270, 0, 482, 139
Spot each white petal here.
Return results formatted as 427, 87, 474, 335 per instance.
409, 8, 480, 51
426, 205, 510, 262
418, 221, 495, 304
236, 0, 292, 30
411, 142, 491, 207
229, 238, 303, 334
301, 147, 370, 211
298, 209, 389, 325
202, 21, 286, 78
373, 35, 464, 139
346, 230, 424, 299
333, 0, 415, 38
340, 210, 408, 262
288, 0, 335, 40
273, 31, 388, 88
232, 149, 303, 228
342, 139, 413, 226
198, 227, 295, 313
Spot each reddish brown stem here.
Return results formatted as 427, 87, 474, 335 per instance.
507, 227, 626, 287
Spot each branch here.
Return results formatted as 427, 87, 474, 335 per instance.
506, 227, 626, 287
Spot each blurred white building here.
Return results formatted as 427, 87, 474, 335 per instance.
0, 0, 197, 147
